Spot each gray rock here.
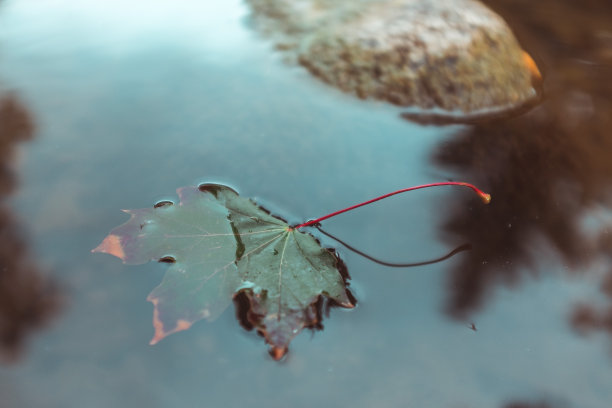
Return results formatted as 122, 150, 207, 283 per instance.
246, 0, 541, 114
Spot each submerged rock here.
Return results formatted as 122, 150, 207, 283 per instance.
246, 0, 541, 114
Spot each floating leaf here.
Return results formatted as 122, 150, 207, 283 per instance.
93, 184, 353, 359
94, 181, 490, 359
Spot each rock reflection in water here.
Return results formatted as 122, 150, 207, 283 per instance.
484, 0, 612, 357
432, 0, 612, 339
0, 94, 62, 362
434, 100, 612, 316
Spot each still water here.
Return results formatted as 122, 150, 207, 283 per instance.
0, 0, 611, 407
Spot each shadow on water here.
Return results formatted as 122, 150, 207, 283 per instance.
433, 0, 612, 346
0, 94, 62, 362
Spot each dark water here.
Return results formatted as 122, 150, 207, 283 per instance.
1, 0, 611, 407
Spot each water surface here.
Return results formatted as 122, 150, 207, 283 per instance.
1, 1, 611, 407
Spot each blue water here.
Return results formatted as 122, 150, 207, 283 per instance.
1, 1, 611, 407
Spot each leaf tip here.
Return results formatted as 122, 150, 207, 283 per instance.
342, 301, 356, 309
92, 234, 126, 260
269, 346, 288, 361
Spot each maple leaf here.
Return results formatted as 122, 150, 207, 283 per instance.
93, 184, 353, 359
93, 181, 490, 359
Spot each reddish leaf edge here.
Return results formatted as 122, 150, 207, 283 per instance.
148, 297, 193, 346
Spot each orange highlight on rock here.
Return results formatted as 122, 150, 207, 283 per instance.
522, 51, 541, 80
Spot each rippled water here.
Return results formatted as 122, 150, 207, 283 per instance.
0, 1, 611, 407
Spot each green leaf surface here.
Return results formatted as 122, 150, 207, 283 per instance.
93, 184, 353, 358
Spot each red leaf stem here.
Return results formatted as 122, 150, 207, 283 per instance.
294, 182, 490, 230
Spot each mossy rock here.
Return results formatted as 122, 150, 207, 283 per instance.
247, 0, 541, 114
